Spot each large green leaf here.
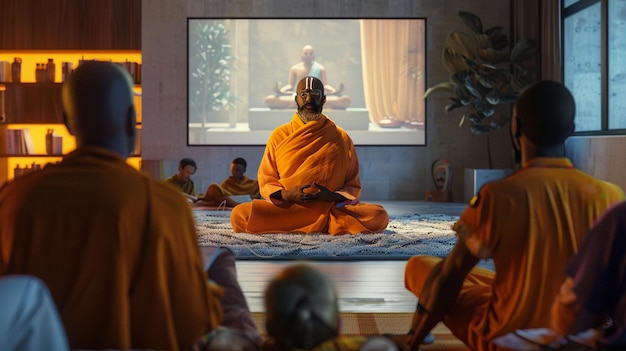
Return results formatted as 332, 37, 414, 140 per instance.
445, 98, 464, 113
425, 11, 537, 138
510, 39, 539, 62
477, 48, 509, 63
474, 34, 491, 50
485, 27, 509, 50
459, 11, 483, 34
442, 47, 470, 74
476, 65, 508, 88
446, 32, 478, 58
454, 84, 472, 105
423, 82, 455, 99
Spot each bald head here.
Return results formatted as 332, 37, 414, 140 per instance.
295, 76, 326, 123
62, 61, 136, 157
300, 45, 315, 63
514, 80, 575, 147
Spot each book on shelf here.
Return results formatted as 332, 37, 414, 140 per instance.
133, 127, 141, 155
51, 135, 63, 155
5, 128, 34, 155
21, 128, 35, 154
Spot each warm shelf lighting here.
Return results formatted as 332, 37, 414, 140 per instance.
0, 51, 141, 83
1, 51, 142, 183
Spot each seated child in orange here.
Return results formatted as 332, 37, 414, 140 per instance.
198, 157, 261, 208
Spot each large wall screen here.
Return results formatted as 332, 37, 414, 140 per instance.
187, 18, 427, 145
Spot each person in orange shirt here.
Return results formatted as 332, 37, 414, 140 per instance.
0, 61, 258, 350
550, 201, 626, 349
231, 76, 389, 235
198, 157, 261, 208
396, 81, 624, 351
492, 201, 626, 350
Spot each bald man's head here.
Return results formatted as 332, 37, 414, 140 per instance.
300, 45, 315, 63
295, 76, 326, 123
62, 61, 136, 157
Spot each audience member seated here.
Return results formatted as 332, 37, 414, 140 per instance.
550, 201, 626, 349
265, 45, 351, 110
204, 327, 261, 351
393, 80, 624, 351
198, 157, 261, 208
493, 201, 626, 350
231, 76, 389, 235
164, 157, 201, 203
0, 275, 69, 350
0, 62, 258, 350
262, 262, 406, 351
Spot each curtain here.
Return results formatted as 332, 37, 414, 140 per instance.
540, 1, 561, 81
359, 19, 425, 125
511, 0, 561, 81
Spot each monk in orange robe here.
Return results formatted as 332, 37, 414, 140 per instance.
396, 81, 625, 351
198, 157, 261, 208
231, 76, 388, 235
0, 62, 225, 350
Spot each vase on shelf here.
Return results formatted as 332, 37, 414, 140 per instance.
46, 58, 56, 83
45, 129, 55, 155
62, 62, 73, 82
11, 57, 21, 83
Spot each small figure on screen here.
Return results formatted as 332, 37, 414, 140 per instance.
265, 45, 351, 110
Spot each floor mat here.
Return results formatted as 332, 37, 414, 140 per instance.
194, 211, 459, 260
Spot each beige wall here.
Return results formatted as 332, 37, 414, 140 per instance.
141, 0, 519, 201
566, 136, 626, 192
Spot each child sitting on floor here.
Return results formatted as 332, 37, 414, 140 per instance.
262, 262, 406, 351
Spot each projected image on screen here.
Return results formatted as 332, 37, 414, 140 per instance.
188, 18, 426, 145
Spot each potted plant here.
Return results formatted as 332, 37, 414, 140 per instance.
189, 21, 237, 129
424, 11, 538, 201
425, 11, 537, 168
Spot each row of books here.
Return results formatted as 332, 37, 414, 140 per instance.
4, 128, 140, 156
4, 128, 62, 155
6, 128, 34, 155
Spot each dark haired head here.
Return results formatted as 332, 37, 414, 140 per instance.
264, 263, 338, 349
232, 157, 247, 169
179, 157, 197, 172
514, 80, 576, 147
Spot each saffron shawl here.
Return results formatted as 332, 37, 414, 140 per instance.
231, 114, 388, 235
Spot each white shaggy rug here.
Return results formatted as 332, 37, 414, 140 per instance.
193, 210, 459, 260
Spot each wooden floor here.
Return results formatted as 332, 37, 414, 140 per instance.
234, 201, 473, 313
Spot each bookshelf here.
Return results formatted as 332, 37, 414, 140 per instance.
0, 51, 142, 183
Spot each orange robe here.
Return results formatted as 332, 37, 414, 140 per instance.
205, 176, 260, 200
0, 147, 222, 350
404, 158, 625, 350
230, 114, 389, 235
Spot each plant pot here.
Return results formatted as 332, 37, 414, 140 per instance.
463, 168, 515, 203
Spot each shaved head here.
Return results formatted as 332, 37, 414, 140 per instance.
295, 76, 326, 123
300, 45, 315, 63
62, 61, 136, 157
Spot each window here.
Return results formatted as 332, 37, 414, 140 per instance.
562, 0, 626, 134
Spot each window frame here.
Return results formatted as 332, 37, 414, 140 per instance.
562, 0, 626, 136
